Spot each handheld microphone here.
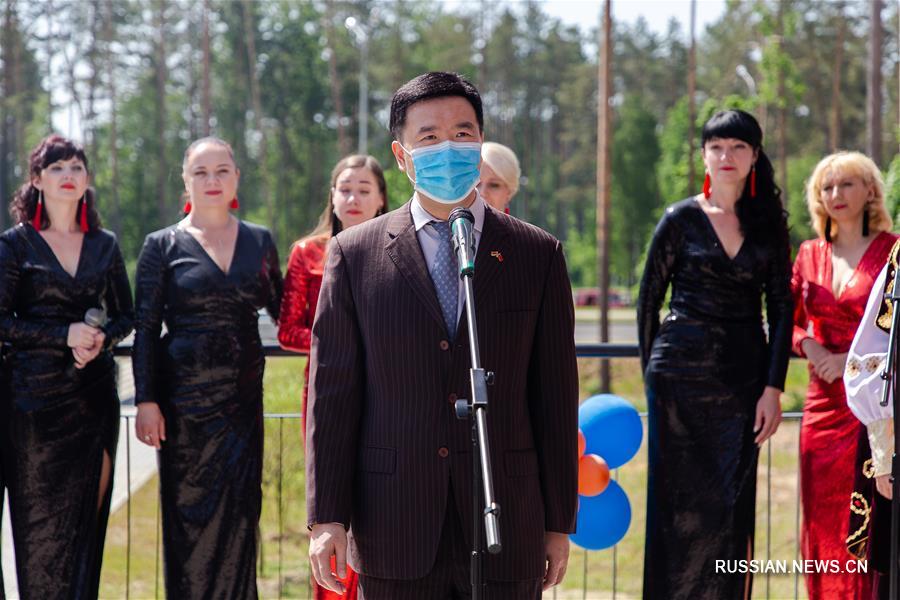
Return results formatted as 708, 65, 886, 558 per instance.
449, 207, 475, 278
84, 307, 107, 329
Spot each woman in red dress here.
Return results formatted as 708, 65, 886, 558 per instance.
279, 154, 388, 600
791, 151, 895, 599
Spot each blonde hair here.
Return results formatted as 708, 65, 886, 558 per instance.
805, 151, 891, 241
481, 142, 521, 195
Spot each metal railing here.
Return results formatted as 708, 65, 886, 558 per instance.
91, 345, 808, 598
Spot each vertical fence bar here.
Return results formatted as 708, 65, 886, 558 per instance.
612, 467, 618, 599
155, 484, 161, 599
794, 429, 801, 600
278, 417, 284, 598
125, 416, 132, 600
582, 547, 588, 600
766, 439, 772, 598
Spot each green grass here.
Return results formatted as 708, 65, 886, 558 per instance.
100, 355, 814, 599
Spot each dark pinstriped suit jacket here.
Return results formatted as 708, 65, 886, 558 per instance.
306, 201, 578, 582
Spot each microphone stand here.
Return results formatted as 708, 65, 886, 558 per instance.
450, 207, 501, 600
879, 279, 900, 599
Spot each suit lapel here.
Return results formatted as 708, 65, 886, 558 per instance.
385, 202, 447, 330
473, 206, 510, 303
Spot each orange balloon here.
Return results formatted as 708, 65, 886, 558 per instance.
578, 454, 610, 497
578, 430, 586, 458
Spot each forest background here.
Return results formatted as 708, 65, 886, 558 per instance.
1, 0, 899, 289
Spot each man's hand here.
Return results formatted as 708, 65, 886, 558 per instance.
543, 531, 570, 591
310, 522, 348, 594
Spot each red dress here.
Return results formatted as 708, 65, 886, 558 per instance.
791, 231, 896, 600
279, 236, 359, 600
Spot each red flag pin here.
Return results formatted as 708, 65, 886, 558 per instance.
491, 251, 504, 263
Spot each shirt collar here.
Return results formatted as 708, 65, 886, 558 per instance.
410, 191, 486, 234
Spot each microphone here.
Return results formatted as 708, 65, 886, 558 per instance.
449, 207, 475, 278
84, 307, 107, 329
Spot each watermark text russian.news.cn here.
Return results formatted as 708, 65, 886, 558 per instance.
715, 560, 867, 575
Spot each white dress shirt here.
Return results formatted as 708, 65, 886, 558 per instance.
410, 191, 486, 326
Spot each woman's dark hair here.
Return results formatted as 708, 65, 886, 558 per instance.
701, 109, 787, 247
9, 134, 102, 231
306, 154, 389, 241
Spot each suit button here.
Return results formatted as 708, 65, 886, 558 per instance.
438, 447, 449, 458
439, 340, 450, 351
448, 393, 458, 404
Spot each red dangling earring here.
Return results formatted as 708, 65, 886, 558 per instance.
79, 197, 89, 232
183, 200, 192, 213
703, 173, 711, 199
749, 165, 757, 198
32, 190, 44, 230
230, 197, 239, 210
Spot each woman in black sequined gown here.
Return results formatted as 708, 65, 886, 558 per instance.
0, 135, 134, 599
133, 137, 282, 599
637, 111, 793, 600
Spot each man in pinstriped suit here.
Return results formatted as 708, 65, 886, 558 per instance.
306, 72, 579, 600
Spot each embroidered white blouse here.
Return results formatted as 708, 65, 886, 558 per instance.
845, 263, 894, 476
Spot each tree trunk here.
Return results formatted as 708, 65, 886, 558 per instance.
241, 0, 274, 232
776, 0, 788, 201
323, 1, 349, 156
0, 0, 17, 231
867, 0, 884, 165
687, 0, 696, 191
202, 0, 211, 136
86, 0, 101, 158
597, 0, 612, 392
105, 0, 122, 234
829, 3, 845, 151
155, 0, 168, 226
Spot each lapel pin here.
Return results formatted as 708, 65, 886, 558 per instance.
491, 251, 504, 263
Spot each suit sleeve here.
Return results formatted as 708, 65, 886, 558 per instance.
527, 240, 578, 534
306, 236, 364, 529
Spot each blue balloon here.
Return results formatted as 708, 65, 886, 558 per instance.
570, 480, 631, 550
578, 394, 642, 469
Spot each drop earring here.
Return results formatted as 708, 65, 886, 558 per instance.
703, 172, 711, 199
79, 197, 89, 232
825, 217, 832, 243
32, 190, 44, 230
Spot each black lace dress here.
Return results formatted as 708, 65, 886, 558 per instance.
0, 223, 134, 599
132, 221, 282, 599
637, 198, 792, 600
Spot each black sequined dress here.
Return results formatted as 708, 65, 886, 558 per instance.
637, 198, 792, 600
132, 221, 282, 599
0, 223, 134, 599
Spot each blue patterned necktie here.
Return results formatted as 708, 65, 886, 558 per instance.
428, 220, 458, 339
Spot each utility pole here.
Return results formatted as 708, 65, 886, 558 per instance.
597, 0, 612, 393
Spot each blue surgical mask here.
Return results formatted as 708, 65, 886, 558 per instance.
402, 141, 482, 204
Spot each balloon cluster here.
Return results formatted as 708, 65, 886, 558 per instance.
570, 394, 643, 551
